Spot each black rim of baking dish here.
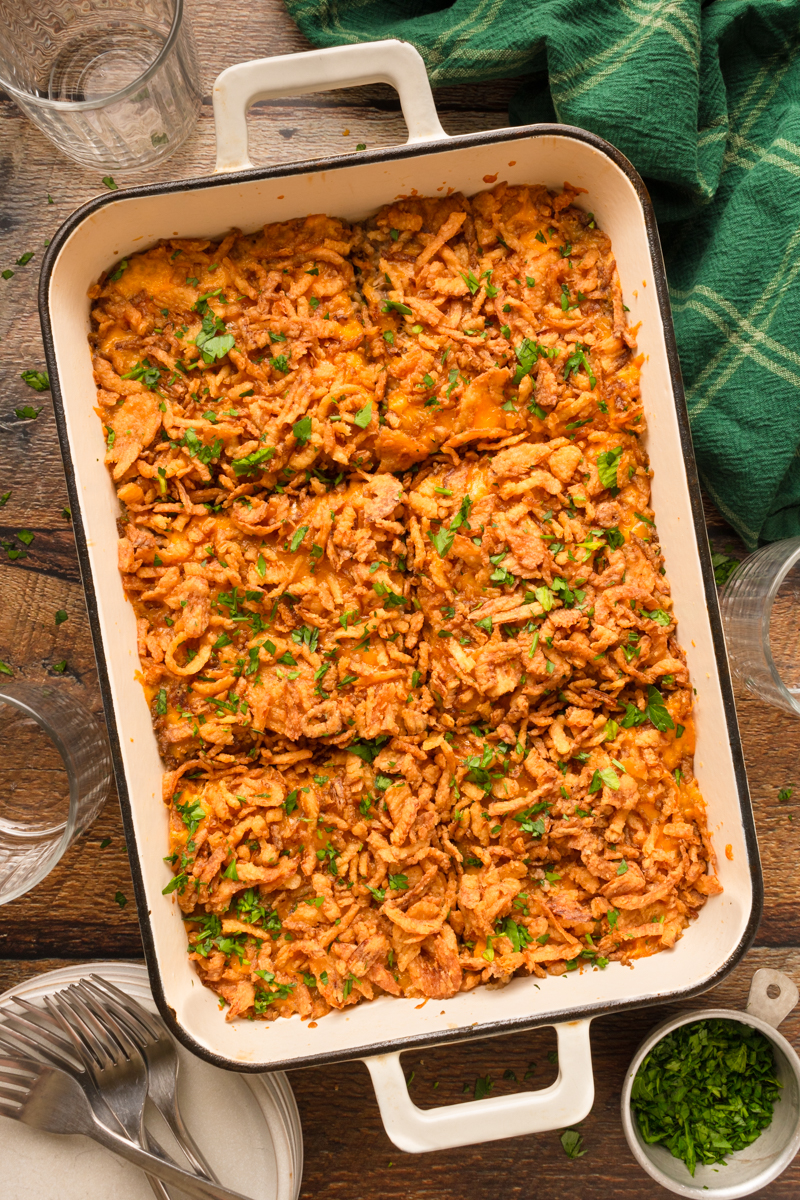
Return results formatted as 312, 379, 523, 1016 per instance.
38, 121, 764, 1075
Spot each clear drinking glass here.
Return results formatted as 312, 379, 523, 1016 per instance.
0, 0, 201, 173
719, 537, 800, 717
0, 682, 112, 905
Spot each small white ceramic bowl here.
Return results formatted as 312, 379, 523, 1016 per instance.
621, 969, 800, 1198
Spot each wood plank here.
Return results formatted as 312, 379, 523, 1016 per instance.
1, 2, 800, 1193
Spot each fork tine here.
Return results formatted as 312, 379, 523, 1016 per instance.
0, 1010, 77, 1067
0, 1023, 56, 1065
85, 976, 158, 1044
13, 995, 67, 1033
0, 1055, 39, 1079
70, 985, 141, 1062
12, 997, 81, 1055
67, 985, 137, 1061
78, 983, 155, 1061
43, 993, 110, 1071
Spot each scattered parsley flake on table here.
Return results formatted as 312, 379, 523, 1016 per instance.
55, 609, 68, 625
20, 370, 49, 391
0, 492, 9, 508
52, 660, 67, 673
114, 891, 128, 907
15, 405, 42, 420
103, 176, 119, 190
561, 1129, 587, 1159
711, 545, 740, 586
0, 661, 13, 676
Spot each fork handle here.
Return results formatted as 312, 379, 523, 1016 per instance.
161, 1101, 220, 1182
88, 1123, 255, 1200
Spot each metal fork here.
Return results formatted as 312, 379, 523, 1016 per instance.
43, 986, 174, 1199
0, 1055, 254, 1200
0, 1000, 121, 1133
82, 975, 219, 1182
0, 992, 174, 1199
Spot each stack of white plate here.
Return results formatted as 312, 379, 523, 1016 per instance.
0, 962, 303, 1200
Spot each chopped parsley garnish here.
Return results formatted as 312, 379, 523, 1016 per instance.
512, 337, 545, 386
597, 446, 623, 490
429, 526, 454, 558
15, 405, 42, 420
292, 416, 312, 445
382, 300, 413, 315
232, 445, 276, 476
121, 359, 161, 389
631, 1019, 781, 1176
180, 428, 223, 465
353, 401, 372, 428
175, 797, 205, 834
194, 307, 235, 364
373, 581, 406, 608
348, 735, 390, 764
589, 767, 620, 793
290, 526, 309, 553
644, 684, 675, 731
563, 343, 596, 388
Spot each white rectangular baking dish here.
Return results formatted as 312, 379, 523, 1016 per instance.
39, 41, 762, 1154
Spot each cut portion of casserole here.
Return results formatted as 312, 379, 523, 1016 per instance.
351, 184, 643, 474
91, 214, 381, 486
91, 182, 720, 1025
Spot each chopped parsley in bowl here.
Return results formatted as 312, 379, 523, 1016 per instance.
631, 1019, 781, 1176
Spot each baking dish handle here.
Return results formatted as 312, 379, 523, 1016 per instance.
212, 39, 448, 174
363, 1018, 594, 1154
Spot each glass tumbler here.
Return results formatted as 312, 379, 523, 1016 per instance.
719, 537, 800, 717
0, 0, 201, 173
0, 681, 112, 905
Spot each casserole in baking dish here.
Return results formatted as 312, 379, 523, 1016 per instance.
39, 40, 761, 1153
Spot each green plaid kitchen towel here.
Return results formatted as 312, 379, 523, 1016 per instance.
284, 0, 800, 549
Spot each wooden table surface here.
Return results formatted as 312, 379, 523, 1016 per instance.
1, 4, 799, 1196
